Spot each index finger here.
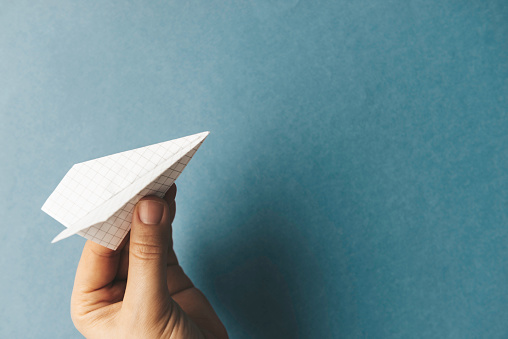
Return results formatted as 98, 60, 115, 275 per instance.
73, 238, 126, 293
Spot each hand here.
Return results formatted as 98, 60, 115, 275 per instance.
70, 184, 228, 338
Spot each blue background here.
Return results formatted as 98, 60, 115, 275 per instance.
1, 1, 507, 338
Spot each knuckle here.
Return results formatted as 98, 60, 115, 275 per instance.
130, 240, 165, 261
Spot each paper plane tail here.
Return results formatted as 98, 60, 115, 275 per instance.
51, 228, 75, 244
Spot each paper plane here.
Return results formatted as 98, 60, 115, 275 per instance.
42, 131, 209, 250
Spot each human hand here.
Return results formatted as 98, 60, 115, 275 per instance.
70, 184, 228, 338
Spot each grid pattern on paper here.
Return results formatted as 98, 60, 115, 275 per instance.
42, 132, 208, 249
78, 144, 199, 249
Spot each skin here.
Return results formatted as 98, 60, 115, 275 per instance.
71, 184, 228, 339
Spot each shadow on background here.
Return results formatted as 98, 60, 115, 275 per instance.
194, 199, 335, 338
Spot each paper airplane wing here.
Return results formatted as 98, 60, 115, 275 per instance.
42, 131, 209, 250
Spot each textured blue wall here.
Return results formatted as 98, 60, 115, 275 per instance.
1, 1, 507, 338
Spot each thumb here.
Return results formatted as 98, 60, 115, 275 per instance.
124, 196, 171, 310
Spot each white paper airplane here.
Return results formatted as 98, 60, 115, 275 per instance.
42, 131, 209, 250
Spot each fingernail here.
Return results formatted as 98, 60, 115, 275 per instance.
138, 200, 164, 225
